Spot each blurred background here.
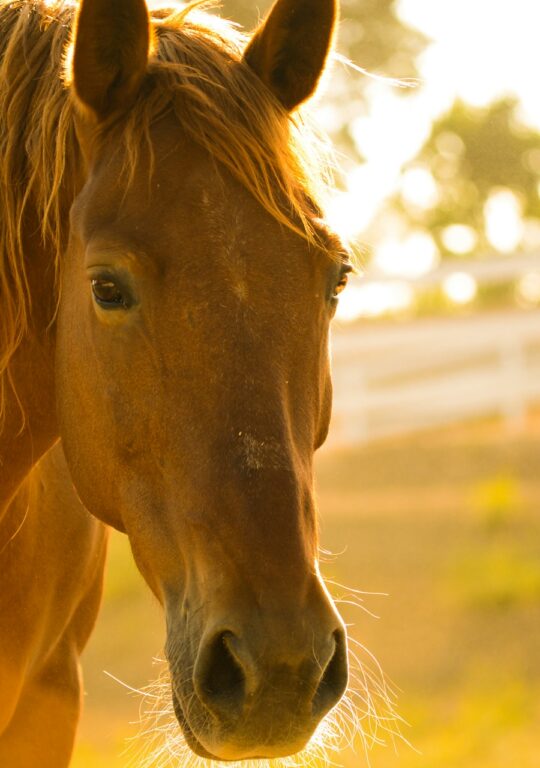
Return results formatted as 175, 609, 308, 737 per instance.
72, 1, 540, 766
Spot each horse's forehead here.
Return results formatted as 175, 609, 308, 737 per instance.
141, 121, 292, 254
81, 144, 239, 251
149, 159, 272, 271
81, 124, 315, 281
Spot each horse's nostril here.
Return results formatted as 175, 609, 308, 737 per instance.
312, 629, 349, 719
196, 631, 246, 717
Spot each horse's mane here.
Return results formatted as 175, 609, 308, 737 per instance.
0, 0, 333, 418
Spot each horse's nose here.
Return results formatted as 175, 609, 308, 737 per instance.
311, 627, 349, 718
193, 624, 348, 723
193, 631, 248, 720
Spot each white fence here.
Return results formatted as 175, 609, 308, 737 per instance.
328, 309, 540, 446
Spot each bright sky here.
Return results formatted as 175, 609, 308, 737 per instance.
400, 0, 540, 124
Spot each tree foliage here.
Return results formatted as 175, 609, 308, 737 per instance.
394, 98, 540, 257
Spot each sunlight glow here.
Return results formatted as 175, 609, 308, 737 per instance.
441, 224, 478, 255
399, 0, 540, 127
326, 192, 364, 242
517, 273, 540, 305
375, 232, 439, 278
443, 272, 477, 305
336, 280, 413, 322
400, 166, 439, 210
317, 0, 539, 240
484, 189, 524, 253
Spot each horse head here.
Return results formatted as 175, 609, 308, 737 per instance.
56, 0, 350, 759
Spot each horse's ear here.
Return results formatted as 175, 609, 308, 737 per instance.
243, 0, 337, 111
72, 0, 150, 121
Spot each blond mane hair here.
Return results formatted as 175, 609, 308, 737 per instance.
0, 0, 333, 419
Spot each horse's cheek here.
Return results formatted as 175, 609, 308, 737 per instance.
55, 310, 121, 526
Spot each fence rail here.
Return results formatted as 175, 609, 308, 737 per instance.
328, 309, 540, 446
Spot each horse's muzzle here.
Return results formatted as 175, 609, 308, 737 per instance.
167, 600, 348, 761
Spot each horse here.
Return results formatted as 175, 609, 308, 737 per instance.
0, 445, 107, 767
0, 0, 354, 763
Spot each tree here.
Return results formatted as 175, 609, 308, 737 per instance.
392, 98, 540, 258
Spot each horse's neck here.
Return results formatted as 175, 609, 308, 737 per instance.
0, 229, 59, 517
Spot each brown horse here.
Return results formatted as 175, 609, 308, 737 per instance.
0, 444, 107, 767
0, 0, 354, 763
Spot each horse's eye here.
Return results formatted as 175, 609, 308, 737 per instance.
91, 278, 127, 308
333, 271, 349, 298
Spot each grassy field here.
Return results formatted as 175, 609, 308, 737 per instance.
72, 414, 540, 768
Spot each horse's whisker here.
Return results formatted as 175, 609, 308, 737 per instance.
121, 578, 406, 768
